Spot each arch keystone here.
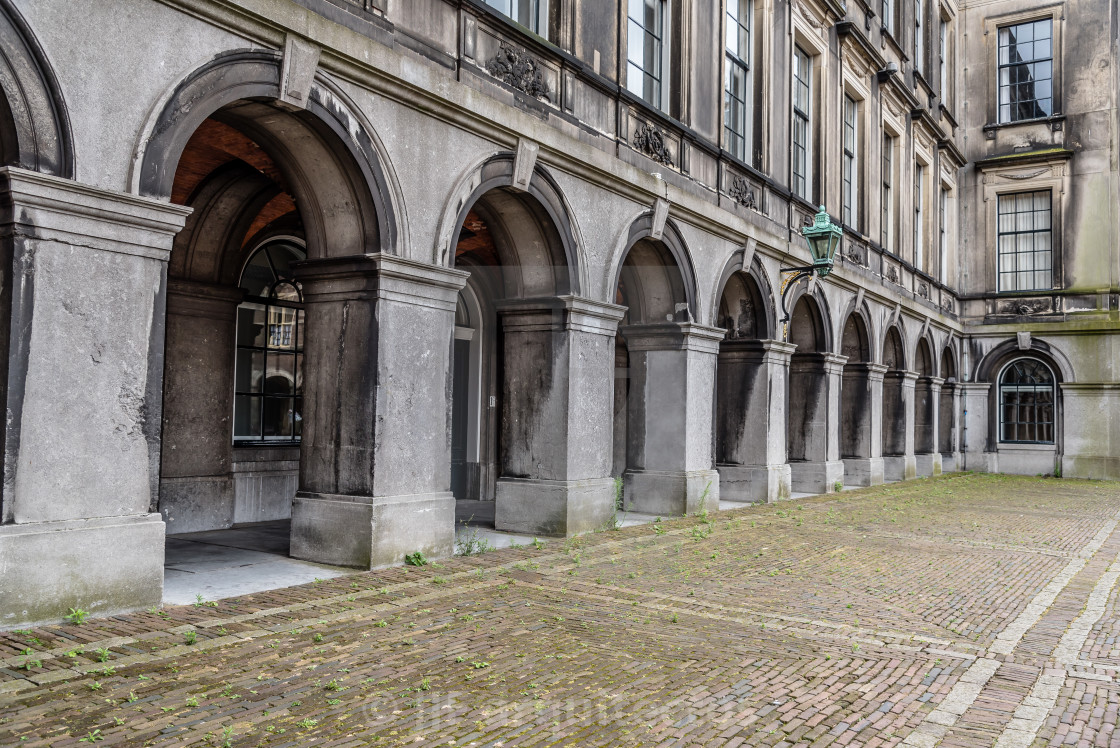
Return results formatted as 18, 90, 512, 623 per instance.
279, 34, 321, 111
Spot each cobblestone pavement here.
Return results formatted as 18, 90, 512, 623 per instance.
2, 474, 1120, 747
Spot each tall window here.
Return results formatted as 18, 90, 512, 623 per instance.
792, 46, 812, 201
882, 134, 893, 251
997, 190, 1052, 291
914, 164, 924, 269
725, 0, 752, 163
234, 241, 305, 445
914, 0, 924, 73
627, 0, 668, 109
939, 18, 951, 104
939, 186, 949, 282
998, 19, 1053, 123
999, 358, 1055, 444
882, 0, 893, 36
842, 95, 858, 229
485, 0, 549, 39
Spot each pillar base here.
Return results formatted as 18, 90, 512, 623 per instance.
623, 469, 719, 516
0, 514, 165, 628
915, 453, 943, 477
495, 477, 617, 537
159, 474, 234, 534
717, 464, 791, 504
789, 460, 845, 494
940, 452, 961, 473
841, 457, 885, 487
291, 491, 455, 569
883, 455, 917, 482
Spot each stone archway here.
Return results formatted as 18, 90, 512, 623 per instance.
786, 293, 844, 493
714, 269, 791, 503
613, 220, 721, 516
839, 311, 884, 486
914, 337, 943, 477
882, 326, 916, 481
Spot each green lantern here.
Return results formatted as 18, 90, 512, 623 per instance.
800, 205, 843, 278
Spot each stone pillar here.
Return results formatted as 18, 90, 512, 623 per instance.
939, 382, 961, 472
158, 280, 241, 533
883, 371, 918, 481
958, 381, 996, 472
0, 169, 190, 626
1060, 384, 1120, 479
716, 339, 794, 503
841, 363, 887, 487
290, 254, 468, 569
788, 352, 847, 494
619, 323, 723, 516
914, 376, 944, 477
494, 296, 624, 536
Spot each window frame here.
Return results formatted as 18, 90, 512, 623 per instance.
998, 357, 1056, 445
997, 17, 1054, 124
842, 94, 859, 230
626, 0, 671, 111
914, 0, 924, 74
724, 0, 753, 164
233, 239, 307, 447
791, 45, 813, 202
996, 188, 1053, 293
882, 132, 894, 252
484, 0, 550, 40
914, 161, 925, 270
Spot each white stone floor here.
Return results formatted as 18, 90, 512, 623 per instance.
162, 498, 785, 605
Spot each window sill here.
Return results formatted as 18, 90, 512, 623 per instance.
982, 115, 1065, 138
997, 442, 1056, 451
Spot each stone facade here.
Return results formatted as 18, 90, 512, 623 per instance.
0, 0, 1115, 626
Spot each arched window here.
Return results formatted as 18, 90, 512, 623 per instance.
233, 240, 306, 444
999, 358, 1055, 444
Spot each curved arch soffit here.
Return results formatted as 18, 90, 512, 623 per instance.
836, 295, 877, 361
914, 335, 936, 376
435, 153, 585, 296
131, 50, 403, 256
784, 279, 833, 352
975, 338, 1074, 383
881, 322, 909, 370
169, 160, 280, 285
608, 214, 700, 323
0, 0, 74, 177
710, 250, 776, 340
939, 340, 959, 380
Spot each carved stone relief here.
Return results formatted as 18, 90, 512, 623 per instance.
728, 176, 757, 209
995, 297, 1053, 316
487, 44, 551, 101
633, 123, 673, 165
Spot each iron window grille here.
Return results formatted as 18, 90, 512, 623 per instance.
724, 0, 752, 163
842, 95, 858, 230
627, 0, 667, 109
997, 189, 1052, 292
999, 358, 1055, 444
998, 19, 1053, 123
792, 46, 812, 201
233, 241, 306, 446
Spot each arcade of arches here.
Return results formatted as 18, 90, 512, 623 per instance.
0, 8, 1096, 629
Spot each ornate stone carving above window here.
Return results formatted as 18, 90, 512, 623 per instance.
633, 123, 673, 166
917, 281, 930, 299
995, 297, 1053, 316
486, 44, 551, 101
844, 243, 866, 267
728, 176, 757, 209
884, 263, 899, 284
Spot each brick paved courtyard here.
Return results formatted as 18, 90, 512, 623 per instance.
3, 473, 1120, 747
